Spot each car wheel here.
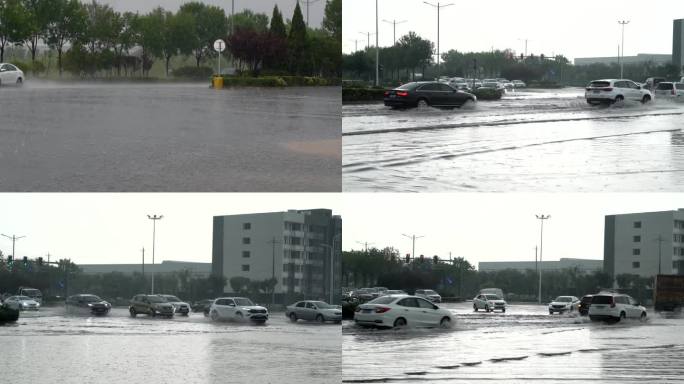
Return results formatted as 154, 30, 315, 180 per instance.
485, 305, 490, 312
289, 313, 297, 323
501, 308, 505, 313
440, 317, 451, 328
129, 308, 136, 317
236, 312, 244, 322
149, 308, 156, 317
614, 95, 624, 104
473, 304, 478, 312
641, 95, 651, 104
618, 312, 626, 322
640, 312, 647, 321
417, 99, 429, 108
316, 314, 325, 323
393, 317, 407, 328
16, 78, 22, 86
549, 310, 553, 315
210, 310, 219, 321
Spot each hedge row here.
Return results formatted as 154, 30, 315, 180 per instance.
342, 87, 386, 102
219, 75, 338, 87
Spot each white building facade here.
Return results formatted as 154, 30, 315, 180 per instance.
604, 209, 684, 279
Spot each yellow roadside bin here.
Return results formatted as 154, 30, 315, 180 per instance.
212, 76, 223, 89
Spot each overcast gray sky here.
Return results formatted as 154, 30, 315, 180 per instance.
0, 194, 341, 265
341, 193, 684, 268
343, 0, 684, 60
97, 0, 326, 28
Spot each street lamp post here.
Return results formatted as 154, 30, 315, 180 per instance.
147, 214, 163, 295
267, 237, 282, 305
618, 20, 630, 78
321, 234, 340, 304
1, 234, 26, 261
536, 214, 550, 304
424, 2, 454, 76
359, 31, 376, 50
375, 0, 379, 86
302, 0, 321, 28
383, 19, 408, 45
401, 233, 424, 262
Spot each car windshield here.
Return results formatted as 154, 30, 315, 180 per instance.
16, 296, 31, 301
311, 301, 335, 309
369, 296, 397, 304
147, 296, 165, 303
234, 298, 255, 306
555, 297, 573, 302
424, 290, 437, 295
163, 296, 181, 302
589, 81, 611, 88
591, 295, 612, 304
81, 295, 101, 302
22, 289, 40, 295
657, 83, 674, 90
485, 295, 500, 300
396, 83, 420, 90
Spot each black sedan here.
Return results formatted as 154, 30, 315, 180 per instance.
384, 81, 477, 109
579, 294, 593, 316
66, 294, 111, 316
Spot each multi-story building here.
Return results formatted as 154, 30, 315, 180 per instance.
478, 258, 602, 273
212, 209, 342, 303
674, 19, 684, 74
604, 209, 684, 279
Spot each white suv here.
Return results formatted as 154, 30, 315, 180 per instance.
473, 293, 506, 312
588, 292, 647, 322
585, 79, 653, 105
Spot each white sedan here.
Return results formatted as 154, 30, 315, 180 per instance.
473, 294, 506, 312
208, 297, 268, 324
286, 300, 342, 323
3, 296, 40, 311
548, 296, 580, 314
354, 294, 453, 329
0, 63, 24, 86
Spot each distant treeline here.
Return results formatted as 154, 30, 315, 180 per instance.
0, 0, 341, 78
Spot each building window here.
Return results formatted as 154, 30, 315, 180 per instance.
632, 248, 640, 256
242, 251, 250, 258
633, 221, 641, 228
291, 237, 301, 245
633, 235, 641, 242
243, 223, 251, 230
632, 262, 640, 268
241, 264, 250, 272
242, 237, 250, 245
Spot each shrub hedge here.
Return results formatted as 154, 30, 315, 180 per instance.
219, 75, 338, 87
342, 87, 386, 102
172, 66, 213, 79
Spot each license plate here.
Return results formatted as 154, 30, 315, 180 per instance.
593, 90, 600, 94
389, 94, 396, 98
362, 309, 372, 313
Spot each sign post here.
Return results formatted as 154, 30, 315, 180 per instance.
214, 39, 225, 75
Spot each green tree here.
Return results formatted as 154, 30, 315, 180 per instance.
0, 0, 28, 62
179, 2, 227, 68
131, 9, 164, 77
46, 0, 87, 76
229, 276, 250, 294
229, 9, 268, 33
396, 31, 433, 80
287, 1, 307, 75
322, 0, 341, 41
269, 5, 286, 38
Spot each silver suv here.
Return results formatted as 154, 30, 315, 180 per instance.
588, 292, 646, 322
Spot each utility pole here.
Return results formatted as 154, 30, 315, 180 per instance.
375, 0, 379, 86
424, 2, 454, 76
618, 20, 630, 78
518, 38, 529, 57
536, 214, 550, 304
349, 39, 360, 52
301, 0, 320, 28
142, 247, 145, 280
534, 245, 538, 278
320, 234, 340, 304
356, 241, 374, 253
382, 19, 407, 45
147, 214, 163, 295
267, 237, 282, 305
231, 0, 235, 35
359, 31, 376, 50
1, 234, 25, 260
401, 233, 424, 261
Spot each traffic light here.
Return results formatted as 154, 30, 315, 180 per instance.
7, 255, 13, 270
540, 54, 545, 60
433, 255, 439, 264
37, 257, 43, 266
520, 53, 524, 60
419, 254, 425, 263
405, 254, 410, 263
22, 256, 28, 267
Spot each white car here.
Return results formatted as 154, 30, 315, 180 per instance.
285, 300, 342, 323
3, 296, 40, 311
473, 293, 506, 312
354, 295, 453, 329
585, 79, 653, 105
548, 296, 580, 314
0, 63, 24, 86
414, 289, 441, 303
512, 80, 526, 88
588, 292, 647, 322
654, 82, 684, 98
159, 294, 191, 316
208, 297, 268, 324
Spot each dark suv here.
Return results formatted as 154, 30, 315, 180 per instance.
129, 294, 175, 318
579, 295, 593, 316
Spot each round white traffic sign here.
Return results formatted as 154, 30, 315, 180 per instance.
213, 39, 226, 53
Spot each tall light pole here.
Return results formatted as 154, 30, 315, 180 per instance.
321, 234, 340, 304
375, 0, 379, 86
359, 31, 376, 50
424, 2, 454, 76
383, 19, 407, 45
356, 241, 374, 253
267, 237, 282, 305
536, 214, 550, 304
618, 20, 630, 79
147, 214, 163, 294
401, 233, 424, 261
349, 39, 360, 52
1, 234, 25, 260
301, 0, 320, 28
518, 38, 529, 57
655, 235, 665, 275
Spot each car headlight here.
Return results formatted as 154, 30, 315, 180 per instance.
88, 303, 93, 307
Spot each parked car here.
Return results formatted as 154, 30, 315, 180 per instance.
512, 80, 527, 88
481, 81, 505, 90
588, 292, 647, 322
383, 290, 408, 296
353, 288, 379, 302
129, 294, 175, 318
643, 77, 666, 91
414, 289, 442, 303
479, 288, 504, 298
354, 295, 452, 329
66, 294, 111, 316
579, 295, 593, 316
548, 296, 580, 314
208, 297, 268, 324
193, 299, 214, 313
384, 81, 477, 109
473, 293, 506, 312
17, 287, 42, 305
654, 82, 684, 98
3, 296, 40, 311
585, 79, 652, 105
159, 294, 190, 316
0, 63, 24, 86
286, 300, 342, 323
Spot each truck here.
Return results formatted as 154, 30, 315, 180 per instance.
17, 287, 43, 305
654, 275, 684, 312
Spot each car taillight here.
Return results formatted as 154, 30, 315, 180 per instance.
375, 306, 391, 313
610, 297, 616, 308
384, 91, 389, 96
396, 91, 408, 97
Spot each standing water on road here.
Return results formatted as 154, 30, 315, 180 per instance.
343, 88, 684, 192
0, 82, 341, 192
343, 302, 684, 383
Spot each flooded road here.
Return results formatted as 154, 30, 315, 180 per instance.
343, 88, 684, 192
343, 302, 684, 383
0, 307, 341, 384
0, 82, 341, 192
